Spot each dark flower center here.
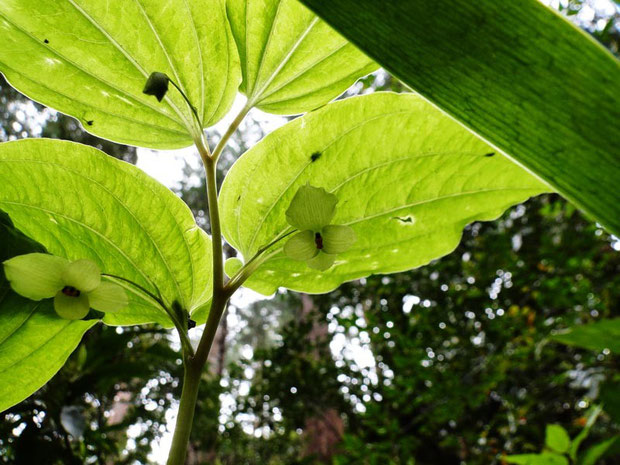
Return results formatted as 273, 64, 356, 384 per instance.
62, 286, 81, 297
315, 232, 324, 250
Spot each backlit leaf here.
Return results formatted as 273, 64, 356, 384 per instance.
0, 139, 212, 326
0, 0, 240, 148
220, 93, 549, 295
227, 0, 377, 114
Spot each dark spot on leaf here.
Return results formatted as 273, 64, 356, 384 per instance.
484, 152, 495, 157
44, 39, 49, 44
86, 120, 94, 126
392, 216, 414, 224
187, 318, 197, 330
310, 151, 322, 162
237, 195, 241, 201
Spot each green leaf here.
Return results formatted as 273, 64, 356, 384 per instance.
227, 0, 377, 114
0, 0, 240, 148
0, 209, 96, 412
505, 453, 569, 465
546, 424, 571, 454
551, 319, 620, 354
579, 436, 619, 465
0, 139, 212, 326
299, 0, 620, 236
220, 93, 549, 295
569, 406, 603, 460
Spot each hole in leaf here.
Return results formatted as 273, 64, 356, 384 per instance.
44, 38, 49, 44
392, 216, 414, 224
484, 152, 495, 157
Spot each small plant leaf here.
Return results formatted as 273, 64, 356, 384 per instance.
546, 424, 571, 454
220, 93, 550, 295
227, 0, 377, 114
0, 0, 240, 148
0, 139, 212, 326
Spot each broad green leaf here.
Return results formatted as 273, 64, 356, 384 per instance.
546, 425, 571, 454
227, 0, 377, 114
579, 436, 618, 465
551, 319, 620, 354
299, 0, 620, 236
220, 93, 549, 295
0, 0, 240, 149
0, 210, 96, 412
505, 453, 569, 465
0, 139, 212, 326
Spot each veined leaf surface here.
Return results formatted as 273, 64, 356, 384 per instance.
0, 0, 240, 148
220, 93, 550, 295
300, 0, 620, 236
227, 0, 377, 114
0, 139, 212, 326
0, 210, 96, 412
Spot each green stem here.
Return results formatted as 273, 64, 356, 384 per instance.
165, 358, 202, 465
224, 229, 295, 295
169, 79, 203, 132
211, 105, 251, 163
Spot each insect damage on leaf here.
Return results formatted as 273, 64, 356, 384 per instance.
392, 215, 414, 224
143, 72, 170, 102
310, 151, 322, 162
484, 152, 496, 157
86, 120, 94, 126
43, 38, 49, 44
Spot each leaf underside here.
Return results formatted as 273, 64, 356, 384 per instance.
0, 139, 212, 326
300, 0, 620, 236
227, 0, 377, 114
551, 318, 620, 353
0, 0, 240, 148
221, 93, 550, 295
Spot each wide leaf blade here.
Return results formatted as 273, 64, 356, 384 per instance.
227, 0, 377, 114
299, 0, 620, 236
0, 139, 212, 326
0, 210, 95, 412
0, 0, 240, 148
220, 93, 549, 295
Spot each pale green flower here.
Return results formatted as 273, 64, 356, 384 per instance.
3, 253, 128, 320
283, 184, 356, 271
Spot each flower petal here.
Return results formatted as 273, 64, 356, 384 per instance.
307, 252, 336, 271
285, 184, 337, 231
321, 224, 357, 254
2, 253, 68, 300
62, 259, 101, 293
54, 291, 90, 320
88, 281, 128, 313
284, 231, 319, 261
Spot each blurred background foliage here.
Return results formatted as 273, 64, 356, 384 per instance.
0, 1, 618, 464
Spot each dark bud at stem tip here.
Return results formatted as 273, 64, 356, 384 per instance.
143, 72, 170, 102
315, 232, 324, 250
62, 286, 81, 297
